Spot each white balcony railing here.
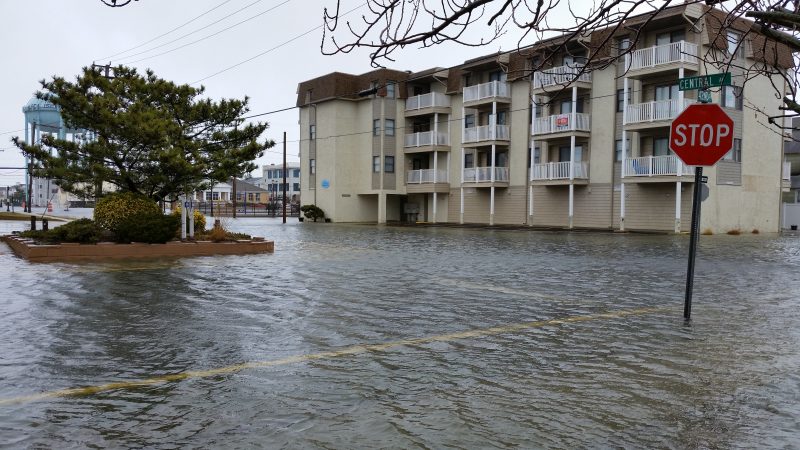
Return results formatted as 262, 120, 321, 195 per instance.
407, 169, 449, 184
463, 81, 510, 103
463, 166, 510, 183
533, 113, 591, 135
406, 92, 450, 111
783, 161, 792, 181
625, 98, 692, 124
404, 131, 450, 148
462, 125, 510, 143
625, 41, 699, 71
532, 65, 592, 89
624, 155, 691, 177
531, 162, 589, 180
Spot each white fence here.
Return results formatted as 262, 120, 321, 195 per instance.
626, 98, 692, 124
463, 167, 510, 183
404, 131, 449, 147
406, 92, 450, 111
462, 125, 510, 143
624, 155, 691, 177
531, 162, 589, 180
532, 113, 591, 135
407, 169, 448, 184
532, 65, 592, 89
463, 81, 510, 103
625, 41, 698, 71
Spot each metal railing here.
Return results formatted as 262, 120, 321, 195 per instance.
624, 155, 691, 177
532, 65, 592, 89
532, 113, 591, 135
463, 81, 510, 103
626, 98, 692, 124
625, 41, 699, 71
406, 169, 449, 184
404, 131, 450, 147
462, 125, 510, 143
531, 162, 589, 180
405, 92, 450, 111
462, 166, 510, 183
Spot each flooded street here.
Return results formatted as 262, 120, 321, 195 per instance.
1, 219, 799, 448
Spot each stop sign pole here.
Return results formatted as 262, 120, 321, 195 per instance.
669, 97, 734, 320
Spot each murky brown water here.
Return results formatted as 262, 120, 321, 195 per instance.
1, 219, 799, 448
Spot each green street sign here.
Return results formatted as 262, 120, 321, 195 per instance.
679, 73, 732, 91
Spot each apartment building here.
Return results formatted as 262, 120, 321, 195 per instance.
260, 163, 301, 203
298, 4, 793, 233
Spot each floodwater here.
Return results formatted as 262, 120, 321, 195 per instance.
1, 218, 799, 448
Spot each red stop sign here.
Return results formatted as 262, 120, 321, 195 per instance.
669, 103, 734, 166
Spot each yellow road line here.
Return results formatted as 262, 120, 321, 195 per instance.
0, 306, 664, 406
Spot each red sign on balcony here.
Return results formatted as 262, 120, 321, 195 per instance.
556, 115, 569, 126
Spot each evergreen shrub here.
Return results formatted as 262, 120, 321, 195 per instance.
114, 212, 180, 244
95, 192, 161, 232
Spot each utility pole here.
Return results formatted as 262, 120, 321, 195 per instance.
91, 62, 115, 79
283, 131, 287, 224
5, 186, 9, 211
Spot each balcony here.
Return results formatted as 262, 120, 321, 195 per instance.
624, 41, 698, 75
463, 81, 510, 105
407, 169, 448, 184
531, 162, 589, 183
532, 113, 591, 137
405, 93, 450, 117
462, 125, 510, 145
532, 65, 592, 91
624, 155, 692, 180
625, 98, 692, 127
462, 167, 509, 185
404, 131, 450, 152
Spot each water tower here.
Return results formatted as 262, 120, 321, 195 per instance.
22, 97, 86, 209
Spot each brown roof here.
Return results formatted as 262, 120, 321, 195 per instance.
296, 68, 411, 106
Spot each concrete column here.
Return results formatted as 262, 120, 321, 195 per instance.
460, 146, 465, 224
378, 192, 387, 224
433, 150, 438, 223
490, 186, 495, 226
620, 77, 630, 231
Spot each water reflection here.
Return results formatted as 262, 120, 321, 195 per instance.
0, 219, 798, 447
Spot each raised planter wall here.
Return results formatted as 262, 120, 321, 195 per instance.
1, 236, 274, 262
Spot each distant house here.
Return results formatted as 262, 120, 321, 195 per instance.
232, 179, 270, 204
193, 179, 269, 204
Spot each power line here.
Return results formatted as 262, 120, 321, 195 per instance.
190, 2, 365, 85
115, 0, 270, 64
96, 0, 235, 61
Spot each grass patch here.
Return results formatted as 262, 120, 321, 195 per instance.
0, 212, 65, 221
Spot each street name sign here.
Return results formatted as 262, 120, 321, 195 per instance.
678, 73, 732, 91
669, 103, 734, 166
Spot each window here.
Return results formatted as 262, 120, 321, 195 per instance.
205, 192, 212, 201
534, 101, 543, 118
654, 137, 670, 156
293, 169, 300, 177
373, 119, 381, 136
464, 153, 474, 168
309, 124, 316, 140
617, 89, 631, 112
386, 81, 396, 98
385, 119, 395, 136
721, 86, 743, 110
534, 147, 541, 165
560, 98, 583, 114
727, 31, 744, 58
293, 183, 300, 192
384, 156, 395, 173
373, 156, 381, 173
489, 71, 506, 82
618, 37, 631, 55
724, 138, 742, 162
212, 192, 220, 201
248, 193, 254, 201
309, 158, 316, 175
615, 139, 631, 162
465, 114, 475, 128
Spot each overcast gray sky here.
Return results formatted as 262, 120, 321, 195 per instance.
0, 0, 542, 187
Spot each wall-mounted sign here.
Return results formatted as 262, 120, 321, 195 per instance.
321, 179, 330, 189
